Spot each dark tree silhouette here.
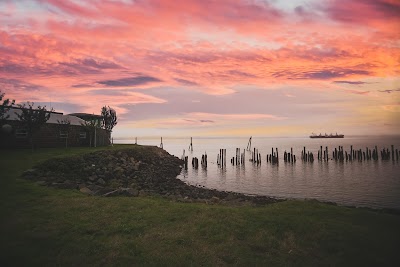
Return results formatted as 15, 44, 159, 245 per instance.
101, 106, 118, 144
57, 118, 71, 148
101, 106, 118, 132
16, 102, 53, 149
0, 91, 15, 124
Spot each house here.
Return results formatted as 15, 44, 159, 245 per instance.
0, 107, 111, 148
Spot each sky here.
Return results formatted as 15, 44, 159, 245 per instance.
1, 0, 399, 138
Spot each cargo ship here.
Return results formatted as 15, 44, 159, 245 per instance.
310, 133, 344, 138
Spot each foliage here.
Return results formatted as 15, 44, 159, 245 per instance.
15, 102, 53, 148
0, 90, 15, 123
101, 105, 118, 132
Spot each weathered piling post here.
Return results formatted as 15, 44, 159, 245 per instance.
294, 155, 296, 162
181, 149, 185, 160
184, 156, 188, 169
224, 149, 227, 166
201, 152, 207, 168
350, 145, 353, 161
392, 145, 395, 162
291, 148, 294, 162
325, 146, 328, 161
189, 137, 193, 152
160, 137, 163, 149
246, 136, 252, 151
319, 146, 322, 161
396, 149, 399, 161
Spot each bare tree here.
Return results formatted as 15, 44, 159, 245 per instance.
16, 102, 53, 149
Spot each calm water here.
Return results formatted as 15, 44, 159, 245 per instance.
117, 136, 400, 210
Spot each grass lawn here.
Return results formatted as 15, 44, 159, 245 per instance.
1, 145, 399, 266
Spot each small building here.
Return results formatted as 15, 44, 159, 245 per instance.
0, 107, 110, 149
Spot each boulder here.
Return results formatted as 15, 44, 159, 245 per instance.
88, 175, 98, 181
80, 187, 93, 195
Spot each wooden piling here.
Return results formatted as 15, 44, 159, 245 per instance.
246, 136, 252, 151
325, 147, 328, 161
392, 145, 395, 161
189, 137, 193, 151
160, 137, 163, 149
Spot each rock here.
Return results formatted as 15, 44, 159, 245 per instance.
36, 181, 47, 186
133, 162, 140, 171
224, 194, 237, 201
87, 184, 104, 193
97, 178, 106, 185
78, 184, 87, 189
80, 187, 93, 195
88, 175, 97, 181
210, 196, 220, 204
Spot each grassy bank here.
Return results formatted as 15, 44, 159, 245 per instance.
1, 145, 399, 266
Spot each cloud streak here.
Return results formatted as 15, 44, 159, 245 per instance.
98, 76, 162, 87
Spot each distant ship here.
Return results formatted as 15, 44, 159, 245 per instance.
310, 133, 344, 138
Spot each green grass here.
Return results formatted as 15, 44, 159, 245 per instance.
1, 145, 399, 266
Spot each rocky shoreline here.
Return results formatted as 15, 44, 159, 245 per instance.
22, 146, 282, 205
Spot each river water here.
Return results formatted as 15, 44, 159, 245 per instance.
116, 136, 400, 210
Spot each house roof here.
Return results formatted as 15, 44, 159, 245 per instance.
4, 107, 86, 126
68, 113, 103, 120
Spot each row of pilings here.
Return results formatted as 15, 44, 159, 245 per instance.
231, 148, 245, 166
250, 147, 262, 165
284, 148, 296, 163
267, 147, 279, 164
302, 147, 315, 162
217, 149, 227, 168
161, 137, 398, 163
181, 144, 399, 170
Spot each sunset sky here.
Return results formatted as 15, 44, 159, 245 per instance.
1, 0, 399, 138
